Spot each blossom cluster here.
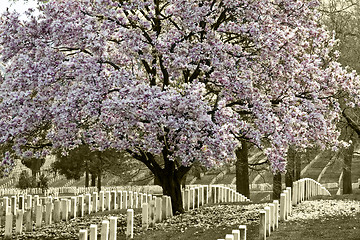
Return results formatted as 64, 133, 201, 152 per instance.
0, 0, 359, 173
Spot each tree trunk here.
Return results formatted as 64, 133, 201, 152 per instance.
31, 158, 44, 180
294, 155, 301, 181
273, 172, 282, 200
97, 169, 102, 192
285, 147, 296, 188
235, 140, 250, 198
91, 174, 96, 187
343, 139, 354, 194
85, 169, 89, 188
85, 160, 89, 188
161, 170, 184, 215
154, 175, 161, 186
129, 149, 190, 216
153, 162, 190, 215
181, 174, 187, 189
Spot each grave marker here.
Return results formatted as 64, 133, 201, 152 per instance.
239, 225, 247, 240
264, 207, 271, 236
92, 192, 98, 213
280, 193, 286, 221
90, 224, 98, 240
109, 216, 117, 240
85, 193, 92, 214
101, 220, 109, 240
45, 202, 53, 225
15, 209, 24, 234
259, 210, 266, 240
36, 204, 42, 227
53, 199, 61, 223
232, 230, 240, 240
24, 209, 32, 231
155, 197, 162, 223
71, 197, 77, 218
142, 202, 149, 230
5, 213, 13, 238
79, 229, 88, 240
126, 209, 134, 239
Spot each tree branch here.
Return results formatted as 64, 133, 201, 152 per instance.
342, 109, 360, 137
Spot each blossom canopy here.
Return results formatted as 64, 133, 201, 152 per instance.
0, 0, 359, 174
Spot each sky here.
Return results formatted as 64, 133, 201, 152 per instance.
0, 0, 38, 17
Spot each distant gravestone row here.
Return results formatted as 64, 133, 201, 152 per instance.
0, 185, 164, 197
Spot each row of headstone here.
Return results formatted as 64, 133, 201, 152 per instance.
209, 185, 250, 204
292, 178, 331, 205
79, 195, 174, 239
182, 185, 250, 211
1, 184, 251, 239
141, 195, 173, 230
217, 225, 247, 240
0, 184, 162, 197
47, 175, 63, 185
79, 215, 119, 240
78, 185, 249, 239
259, 178, 331, 240
259, 187, 289, 240
0, 179, 15, 189
2, 189, 152, 238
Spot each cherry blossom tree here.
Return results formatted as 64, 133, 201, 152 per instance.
319, 0, 360, 194
1, 0, 359, 213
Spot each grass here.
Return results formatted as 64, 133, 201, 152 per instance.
268, 214, 360, 240
129, 190, 360, 240
122, 223, 260, 240
268, 191, 360, 240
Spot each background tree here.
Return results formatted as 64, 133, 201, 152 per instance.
21, 157, 45, 178
52, 145, 141, 190
320, 0, 360, 194
1, 0, 359, 214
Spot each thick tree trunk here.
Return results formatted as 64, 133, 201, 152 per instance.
273, 172, 282, 200
343, 140, 354, 194
129, 148, 190, 216
161, 171, 184, 215
154, 175, 161, 186
154, 161, 190, 215
285, 147, 296, 188
235, 140, 250, 198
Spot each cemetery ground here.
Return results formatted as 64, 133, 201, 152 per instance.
267, 192, 360, 240
3, 190, 360, 239
134, 195, 360, 240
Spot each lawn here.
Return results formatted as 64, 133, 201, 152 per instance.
268, 214, 360, 240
